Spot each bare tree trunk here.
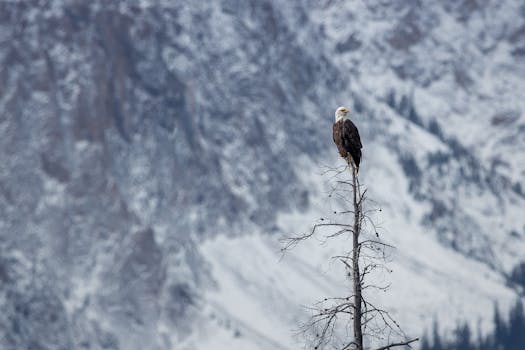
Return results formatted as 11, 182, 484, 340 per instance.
351, 164, 363, 350
282, 160, 418, 350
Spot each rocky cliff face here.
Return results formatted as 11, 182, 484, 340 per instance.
0, 1, 524, 349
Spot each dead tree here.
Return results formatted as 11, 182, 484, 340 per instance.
282, 161, 418, 350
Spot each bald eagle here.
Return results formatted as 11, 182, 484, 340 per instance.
333, 106, 362, 172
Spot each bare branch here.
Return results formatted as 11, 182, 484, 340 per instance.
373, 338, 419, 350
282, 161, 417, 350
281, 223, 353, 252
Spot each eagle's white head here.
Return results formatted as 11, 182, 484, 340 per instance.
335, 106, 350, 122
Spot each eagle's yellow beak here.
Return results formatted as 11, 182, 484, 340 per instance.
342, 108, 349, 113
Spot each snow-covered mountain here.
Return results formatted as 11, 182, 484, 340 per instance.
0, 1, 524, 349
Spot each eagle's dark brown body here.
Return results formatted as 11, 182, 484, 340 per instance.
333, 119, 362, 170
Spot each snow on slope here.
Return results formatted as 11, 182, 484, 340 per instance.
129, 1, 525, 346
1, 1, 524, 349
192, 149, 517, 349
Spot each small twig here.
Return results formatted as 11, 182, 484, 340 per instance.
373, 338, 419, 350
283, 158, 417, 350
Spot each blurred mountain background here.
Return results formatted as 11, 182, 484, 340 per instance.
0, 1, 524, 349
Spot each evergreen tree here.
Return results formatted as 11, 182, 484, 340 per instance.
453, 322, 473, 350
477, 320, 491, 350
420, 331, 431, 350
508, 300, 525, 350
425, 300, 525, 350
493, 302, 507, 350
432, 320, 443, 350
